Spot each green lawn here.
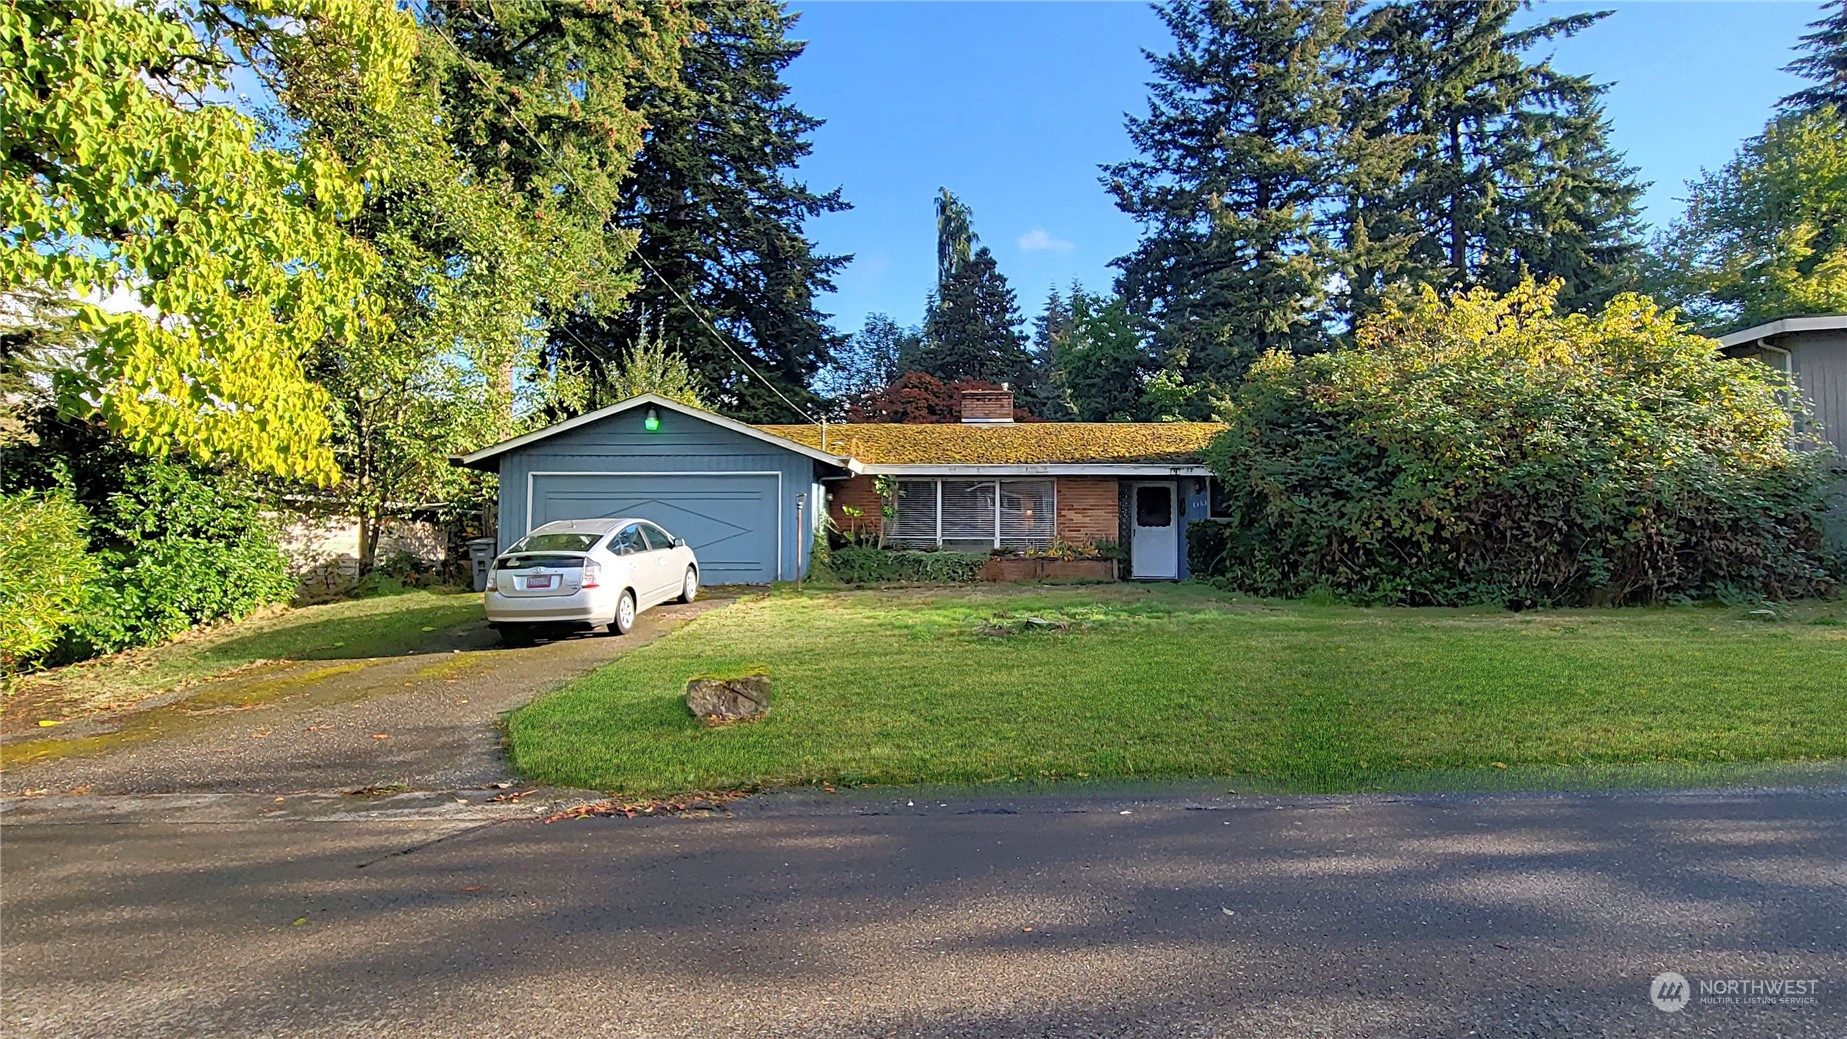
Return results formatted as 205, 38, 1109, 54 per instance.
507, 585, 1847, 795
5, 589, 483, 726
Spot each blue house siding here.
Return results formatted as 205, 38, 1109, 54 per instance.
1175, 477, 1209, 581
490, 407, 826, 582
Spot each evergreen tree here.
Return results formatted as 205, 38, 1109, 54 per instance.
1055, 289, 1152, 422
1783, 1, 1847, 113
1352, 1, 1643, 313
918, 246, 1037, 390
1104, 0, 1351, 397
1025, 286, 1076, 419
821, 313, 919, 403
551, 1, 849, 422
936, 188, 979, 293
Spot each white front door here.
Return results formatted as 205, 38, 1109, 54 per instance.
1130, 482, 1179, 580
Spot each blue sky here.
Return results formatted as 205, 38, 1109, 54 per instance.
782, 1, 1827, 337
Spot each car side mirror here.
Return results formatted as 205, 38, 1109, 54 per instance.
672, 537, 687, 549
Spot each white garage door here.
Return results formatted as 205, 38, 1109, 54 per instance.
528, 473, 781, 585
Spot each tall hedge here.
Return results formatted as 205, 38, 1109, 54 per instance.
0, 492, 98, 673
56, 460, 295, 658
1197, 280, 1839, 606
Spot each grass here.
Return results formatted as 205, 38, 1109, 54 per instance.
3, 589, 483, 728
507, 584, 1847, 795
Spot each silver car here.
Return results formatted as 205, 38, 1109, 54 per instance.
484, 518, 699, 644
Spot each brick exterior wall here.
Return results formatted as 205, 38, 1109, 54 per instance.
827, 475, 885, 537
1055, 476, 1120, 546
959, 390, 1014, 422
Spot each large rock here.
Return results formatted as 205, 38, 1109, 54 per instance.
685, 673, 771, 723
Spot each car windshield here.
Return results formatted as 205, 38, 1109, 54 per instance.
508, 532, 602, 553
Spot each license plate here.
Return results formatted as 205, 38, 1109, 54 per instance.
527, 575, 555, 589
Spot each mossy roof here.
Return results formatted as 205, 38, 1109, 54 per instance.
756, 421, 1226, 466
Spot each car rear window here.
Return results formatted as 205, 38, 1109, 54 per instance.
508, 532, 601, 553
495, 553, 587, 570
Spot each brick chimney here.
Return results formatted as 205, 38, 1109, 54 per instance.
959, 386, 1015, 424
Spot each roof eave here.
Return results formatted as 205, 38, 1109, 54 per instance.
1717, 314, 1847, 349
450, 393, 856, 473
856, 463, 1214, 477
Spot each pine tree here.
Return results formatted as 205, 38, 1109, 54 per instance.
551, 1, 849, 422
1104, 0, 1352, 395
917, 246, 1037, 390
1784, 1, 1847, 113
1352, 1, 1643, 313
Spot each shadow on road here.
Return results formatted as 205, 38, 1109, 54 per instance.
4, 788, 1842, 1037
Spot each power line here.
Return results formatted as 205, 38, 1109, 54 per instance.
409, 0, 823, 428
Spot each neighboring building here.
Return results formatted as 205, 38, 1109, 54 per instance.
452, 390, 1226, 582
1718, 315, 1847, 456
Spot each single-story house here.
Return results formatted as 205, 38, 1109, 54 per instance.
1719, 314, 1847, 456
452, 389, 1227, 583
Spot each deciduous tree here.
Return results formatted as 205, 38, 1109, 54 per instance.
1, 0, 418, 482
1651, 107, 1847, 330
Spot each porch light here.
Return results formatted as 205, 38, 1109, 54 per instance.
643, 405, 661, 432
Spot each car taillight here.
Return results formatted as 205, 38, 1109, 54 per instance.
485, 574, 497, 592
581, 562, 601, 589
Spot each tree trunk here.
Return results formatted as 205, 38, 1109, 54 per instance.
1447, 116, 1466, 276
357, 508, 383, 577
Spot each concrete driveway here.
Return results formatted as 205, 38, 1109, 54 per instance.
0, 597, 731, 797
2, 785, 1843, 1038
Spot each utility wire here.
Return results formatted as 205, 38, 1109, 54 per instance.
410, 0, 825, 431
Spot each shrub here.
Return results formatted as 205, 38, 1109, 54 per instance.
57, 461, 295, 658
1200, 280, 1839, 606
0, 492, 98, 673
825, 547, 989, 585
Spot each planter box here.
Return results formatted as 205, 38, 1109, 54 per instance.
979, 557, 1119, 583
1040, 559, 1117, 582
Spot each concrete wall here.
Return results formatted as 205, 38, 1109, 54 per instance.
275, 515, 447, 588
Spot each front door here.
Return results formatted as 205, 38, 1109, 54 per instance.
1130, 482, 1178, 580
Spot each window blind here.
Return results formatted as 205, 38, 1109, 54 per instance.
880, 478, 1057, 549
939, 480, 998, 550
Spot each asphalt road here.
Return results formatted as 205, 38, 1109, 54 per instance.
4, 786, 1843, 1038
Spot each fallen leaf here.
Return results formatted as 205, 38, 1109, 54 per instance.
462, 886, 483, 893
370, 733, 391, 740
1022, 927, 1033, 933
1491, 761, 1508, 769
36, 719, 58, 727
273, 797, 286, 804
420, 626, 436, 632
291, 917, 307, 926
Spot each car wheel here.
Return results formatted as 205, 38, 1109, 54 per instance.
610, 590, 637, 635
678, 566, 698, 604
499, 624, 536, 647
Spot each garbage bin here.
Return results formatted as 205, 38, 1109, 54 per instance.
466, 537, 499, 593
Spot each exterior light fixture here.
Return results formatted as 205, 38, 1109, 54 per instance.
643, 405, 661, 432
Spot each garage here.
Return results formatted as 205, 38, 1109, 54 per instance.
527, 472, 781, 585
453, 394, 854, 585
